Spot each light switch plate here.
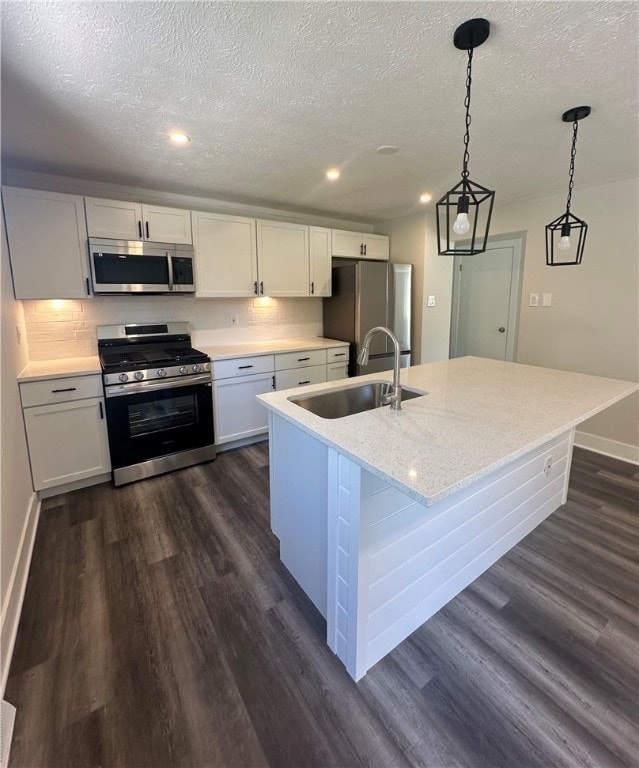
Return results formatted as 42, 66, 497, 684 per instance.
427, 295, 436, 307
529, 293, 539, 307
542, 293, 552, 307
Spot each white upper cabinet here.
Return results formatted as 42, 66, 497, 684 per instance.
309, 226, 332, 297
192, 211, 258, 297
3, 186, 91, 300
257, 220, 309, 297
142, 204, 192, 244
85, 197, 142, 240
85, 197, 192, 244
332, 229, 389, 261
362, 233, 390, 261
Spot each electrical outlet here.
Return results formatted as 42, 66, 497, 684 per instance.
427, 295, 436, 307
543, 455, 553, 478
529, 293, 539, 307
229, 314, 239, 328
542, 292, 552, 307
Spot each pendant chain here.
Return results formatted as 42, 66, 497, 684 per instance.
566, 120, 579, 213
461, 47, 473, 178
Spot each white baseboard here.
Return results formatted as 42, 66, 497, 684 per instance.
0, 492, 40, 700
574, 430, 639, 465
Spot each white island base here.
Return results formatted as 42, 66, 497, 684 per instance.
269, 412, 574, 681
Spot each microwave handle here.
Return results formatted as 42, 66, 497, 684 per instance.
167, 251, 174, 291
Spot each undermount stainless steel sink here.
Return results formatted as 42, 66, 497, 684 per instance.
289, 381, 427, 419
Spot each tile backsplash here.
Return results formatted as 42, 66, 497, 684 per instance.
22, 296, 324, 360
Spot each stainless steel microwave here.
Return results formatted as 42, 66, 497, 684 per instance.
89, 238, 195, 294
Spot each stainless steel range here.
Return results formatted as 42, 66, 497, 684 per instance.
97, 322, 215, 486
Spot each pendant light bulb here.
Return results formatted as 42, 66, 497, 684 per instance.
558, 235, 571, 251
453, 212, 471, 235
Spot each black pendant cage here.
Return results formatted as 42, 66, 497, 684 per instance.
546, 106, 591, 266
545, 210, 588, 266
437, 18, 495, 256
436, 178, 495, 255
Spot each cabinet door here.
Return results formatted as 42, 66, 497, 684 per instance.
327, 362, 349, 381
213, 372, 273, 444
3, 187, 90, 299
309, 226, 332, 297
331, 229, 363, 258
85, 197, 143, 240
193, 211, 258, 297
257, 220, 309, 297
275, 364, 326, 391
24, 397, 111, 491
141, 204, 192, 244
362, 234, 390, 261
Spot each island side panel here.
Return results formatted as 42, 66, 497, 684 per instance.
329, 429, 574, 681
269, 413, 329, 617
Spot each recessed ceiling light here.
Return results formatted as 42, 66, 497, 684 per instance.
419, 193, 433, 204
168, 131, 190, 144
326, 168, 340, 181
377, 145, 399, 155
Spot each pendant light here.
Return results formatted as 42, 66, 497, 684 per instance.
545, 106, 591, 266
436, 18, 495, 256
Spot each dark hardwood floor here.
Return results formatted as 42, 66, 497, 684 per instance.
6, 445, 639, 767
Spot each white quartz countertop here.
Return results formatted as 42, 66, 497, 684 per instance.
199, 337, 348, 361
18, 356, 102, 382
258, 357, 638, 507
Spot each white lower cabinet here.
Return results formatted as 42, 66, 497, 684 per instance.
212, 372, 274, 445
327, 361, 349, 381
211, 345, 350, 447
21, 379, 111, 491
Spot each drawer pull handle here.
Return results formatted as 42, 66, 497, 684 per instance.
145, 221, 150, 239
138, 220, 143, 238
333, 352, 346, 357
299, 380, 311, 385
238, 365, 254, 370
51, 387, 77, 393
297, 357, 310, 362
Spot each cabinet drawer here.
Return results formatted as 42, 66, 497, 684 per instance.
275, 349, 326, 371
20, 374, 103, 407
211, 354, 274, 380
275, 364, 326, 391
327, 346, 349, 363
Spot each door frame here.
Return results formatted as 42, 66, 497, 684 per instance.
450, 233, 526, 362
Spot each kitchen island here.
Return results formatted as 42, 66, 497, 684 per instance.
258, 357, 637, 680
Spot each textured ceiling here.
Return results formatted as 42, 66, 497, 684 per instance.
1, 1, 637, 223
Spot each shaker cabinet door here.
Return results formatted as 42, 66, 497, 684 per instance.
85, 197, 143, 240
257, 220, 309, 297
3, 187, 90, 299
193, 211, 258, 297
212, 373, 273, 444
309, 226, 332, 297
141, 204, 192, 244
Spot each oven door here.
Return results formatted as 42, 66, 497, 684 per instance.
104, 375, 214, 470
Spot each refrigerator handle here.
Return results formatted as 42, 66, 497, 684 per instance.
387, 263, 394, 353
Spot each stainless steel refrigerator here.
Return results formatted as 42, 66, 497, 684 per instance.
323, 261, 412, 376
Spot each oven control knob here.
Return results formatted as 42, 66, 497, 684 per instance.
157, 368, 167, 378
192, 364, 201, 373
119, 373, 128, 382
179, 366, 187, 374
134, 371, 144, 381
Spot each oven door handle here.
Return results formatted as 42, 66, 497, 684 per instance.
167, 251, 174, 291
105, 373, 212, 398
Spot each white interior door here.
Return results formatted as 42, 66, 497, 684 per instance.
450, 239, 523, 361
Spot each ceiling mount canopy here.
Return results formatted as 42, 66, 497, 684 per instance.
437, 18, 495, 256
545, 106, 592, 266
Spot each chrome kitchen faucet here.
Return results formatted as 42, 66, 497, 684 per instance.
357, 326, 402, 411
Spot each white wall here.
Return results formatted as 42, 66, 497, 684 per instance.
1, 217, 36, 695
